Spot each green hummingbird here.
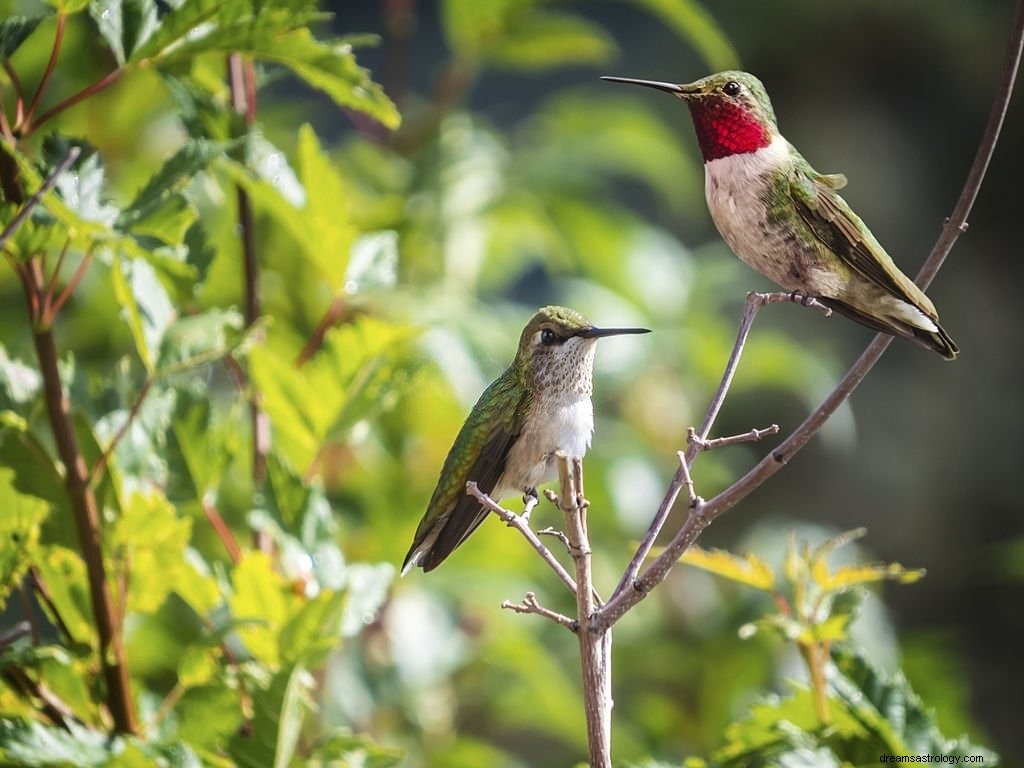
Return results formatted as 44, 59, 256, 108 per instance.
601, 71, 958, 359
402, 306, 649, 574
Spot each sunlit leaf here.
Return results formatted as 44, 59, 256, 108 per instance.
0, 469, 48, 610
108, 488, 192, 613
816, 562, 927, 591
678, 545, 775, 591
90, 0, 159, 66
229, 551, 297, 666
34, 547, 96, 649
156, 308, 244, 370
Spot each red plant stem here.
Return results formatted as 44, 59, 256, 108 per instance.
29, 67, 124, 137
24, 14, 66, 127
32, 324, 137, 733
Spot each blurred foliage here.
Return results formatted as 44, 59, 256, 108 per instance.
0, 0, 1009, 766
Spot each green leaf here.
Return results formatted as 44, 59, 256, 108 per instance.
250, 32, 400, 128
43, 137, 120, 227
229, 551, 297, 666
678, 545, 775, 591
228, 662, 315, 768
0, 16, 45, 59
219, 125, 358, 290
344, 230, 398, 295
304, 731, 404, 767
110, 255, 175, 371
107, 488, 192, 613
117, 140, 229, 244
90, 0, 160, 66
0, 719, 111, 766
248, 316, 416, 471
156, 307, 245, 370
34, 546, 97, 649
0, 469, 48, 610
0, 346, 41, 408
624, 0, 740, 71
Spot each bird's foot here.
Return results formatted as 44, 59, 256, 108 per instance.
520, 488, 540, 524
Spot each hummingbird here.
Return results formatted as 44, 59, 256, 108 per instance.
601, 71, 958, 359
402, 306, 649, 574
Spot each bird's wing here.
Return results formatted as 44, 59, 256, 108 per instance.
405, 370, 530, 572
788, 154, 936, 316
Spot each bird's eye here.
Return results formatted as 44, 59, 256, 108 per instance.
540, 329, 558, 346
722, 81, 741, 97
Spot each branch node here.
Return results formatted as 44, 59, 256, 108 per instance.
501, 591, 576, 630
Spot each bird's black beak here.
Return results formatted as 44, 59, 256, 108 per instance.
601, 76, 692, 97
578, 326, 651, 339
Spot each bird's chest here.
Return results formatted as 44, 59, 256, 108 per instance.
501, 394, 594, 493
704, 142, 820, 290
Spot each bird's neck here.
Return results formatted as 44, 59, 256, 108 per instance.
686, 100, 774, 162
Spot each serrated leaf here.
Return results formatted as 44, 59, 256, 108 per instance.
156, 307, 244, 370
278, 589, 346, 667
0, 719, 112, 766
90, 0, 159, 66
678, 545, 775, 590
43, 137, 119, 226
624, 0, 740, 71
248, 316, 416, 471
108, 489, 192, 613
117, 140, 229, 244
0, 16, 45, 59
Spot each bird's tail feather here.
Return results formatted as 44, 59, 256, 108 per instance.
819, 298, 958, 360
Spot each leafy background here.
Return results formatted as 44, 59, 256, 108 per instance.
0, 0, 1020, 766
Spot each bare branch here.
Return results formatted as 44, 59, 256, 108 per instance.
687, 424, 780, 452
676, 451, 698, 508
88, 377, 154, 487
501, 592, 577, 629
467, 481, 578, 595
537, 526, 571, 552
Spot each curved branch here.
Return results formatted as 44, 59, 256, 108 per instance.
595, 0, 1024, 631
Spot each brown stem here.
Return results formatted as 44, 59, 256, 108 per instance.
556, 454, 612, 768
295, 295, 347, 366
29, 67, 125, 137
43, 249, 92, 327
23, 14, 66, 128
203, 499, 243, 565
227, 54, 271, 550
2, 60, 25, 125
29, 566, 75, 644
0, 146, 80, 251
594, 0, 1023, 633
32, 326, 136, 733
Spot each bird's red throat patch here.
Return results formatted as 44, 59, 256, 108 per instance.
685, 99, 772, 162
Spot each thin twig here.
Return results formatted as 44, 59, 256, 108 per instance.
596, 1, 1024, 632
28, 567, 75, 644
0, 621, 31, 650
501, 592, 577, 629
203, 498, 243, 565
23, 14, 66, 128
537, 526, 571, 552
676, 451, 698, 508
89, 377, 154, 487
611, 292, 826, 602
29, 67, 124, 136
467, 482, 578, 595
0, 147, 80, 251
687, 424, 780, 452
2, 60, 25, 119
